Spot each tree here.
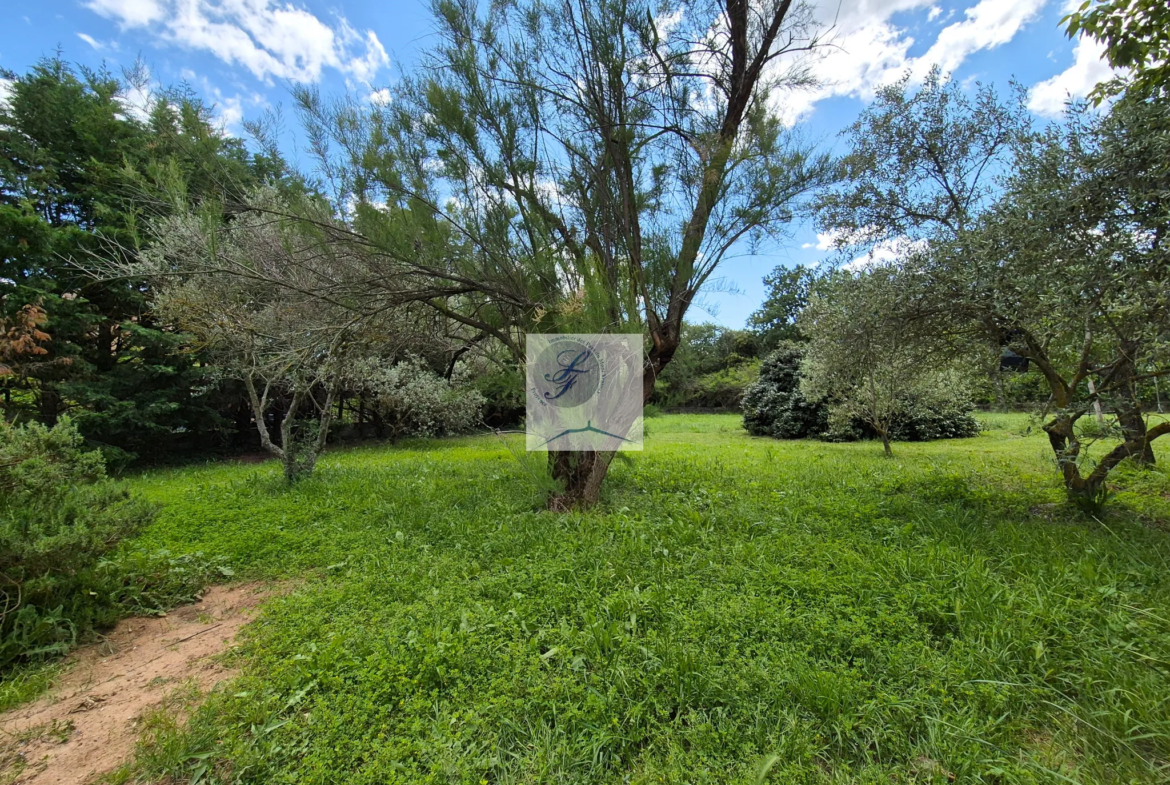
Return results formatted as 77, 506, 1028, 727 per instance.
0, 57, 280, 459
903, 95, 1170, 504
0, 304, 52, 378
741, 342, 826, 438
747, 264, 816, 348
296, 0, 834, 507
798, 268, 946, 456
653, 323, 759, 408
1063, 0, 1170, 100
814, 67, 1025, 257
142, 195, 417, 481
813, 68, 1028, 410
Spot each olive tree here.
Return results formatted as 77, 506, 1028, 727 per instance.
815, 67, 1026, 257
297, 0, 834, 507
798, 267, 948, 456
141, 196, 418, 481
906, 96, 1170, 504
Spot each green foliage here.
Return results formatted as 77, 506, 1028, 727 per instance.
742, 343, 827, 438
679, 361, 761, 409
0, 419, 153, 664
970, 367, 1052, 410
115, 415, 1170, 783
747, 265, 817, 349
910, 94, 1170, 495
357, 356, 486, 439
655, 324, 761, 409
814, 67, 1025, 255
466, 364, 525, 427
0, 418, 230, 671
744, 345, 978, 443
1063, 0, 1170, 100
881, 384, 981, 442
0, 57, 279, 460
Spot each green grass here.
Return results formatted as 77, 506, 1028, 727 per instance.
114, 414, 1170, 783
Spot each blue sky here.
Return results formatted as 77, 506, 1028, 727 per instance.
1, 0, 1116, 329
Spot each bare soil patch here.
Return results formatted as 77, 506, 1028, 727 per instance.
0, 582, 272, 785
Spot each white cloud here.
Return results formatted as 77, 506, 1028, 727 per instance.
88, 0, 165, 25
188, 72, 267, 135
78, 31, 119, 51
844, 236, 929, 271
913, 0, 1047, 78
85, 0, 389, 85
1028, 37, 1116, 117
773, 0, 1048, 124
120, 78, 153, 121
368, 87, 392, 106
814, 231, 839, 251
0, 78, 12, 109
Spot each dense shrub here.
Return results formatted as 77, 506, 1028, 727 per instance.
970, 367, 1052, 410
360, 357, 486, 440
661, 361, 760, 409
742, 344, 826, 437
743, 346, 979, 442
654, 323, 761, 408
880, 386, 981, 441
464, 363, 525, 427
0, 419, 154, 666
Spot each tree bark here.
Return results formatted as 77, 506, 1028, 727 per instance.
548, 450, 614, 511
1086, 378, 1105, 425
1045, 413, 1168, 503
1114, 341, 1155, 466
243, 375, 283, 458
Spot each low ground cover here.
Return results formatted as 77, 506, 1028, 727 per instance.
108, 415, 1170, 783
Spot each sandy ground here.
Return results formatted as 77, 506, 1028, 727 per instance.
0, 583, 272, 785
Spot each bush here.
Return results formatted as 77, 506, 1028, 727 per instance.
881, 385, 981, 441
465, 363, 525, 427
654, 324, 761, 408
360, 357, 486, 440
743, 346, 980, 442
742, 344, 827, 437
0, 419, 155, 666
662, 361, 760, 409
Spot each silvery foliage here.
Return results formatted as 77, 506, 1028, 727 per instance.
352, 357, 485, 439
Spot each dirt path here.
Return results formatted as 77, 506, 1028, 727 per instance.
0, 583, 272, 785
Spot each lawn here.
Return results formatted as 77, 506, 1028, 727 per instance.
115, 414, 1170, 784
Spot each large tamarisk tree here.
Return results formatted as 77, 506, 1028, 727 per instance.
299, 0, 832, 507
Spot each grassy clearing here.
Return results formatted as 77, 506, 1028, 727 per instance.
114, 414, 1170, 783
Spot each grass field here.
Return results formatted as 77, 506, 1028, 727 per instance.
104, 415, 1170, 783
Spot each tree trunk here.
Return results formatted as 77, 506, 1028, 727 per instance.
243, 375, 283, 459
880, 430, 892, 457
548, 450, 614, 511
280, 390, 308, 482
542, 334, 673, 512
1044, 413, 1168, 505
1115, 341, 1155, 466
39, 385, 60, 426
